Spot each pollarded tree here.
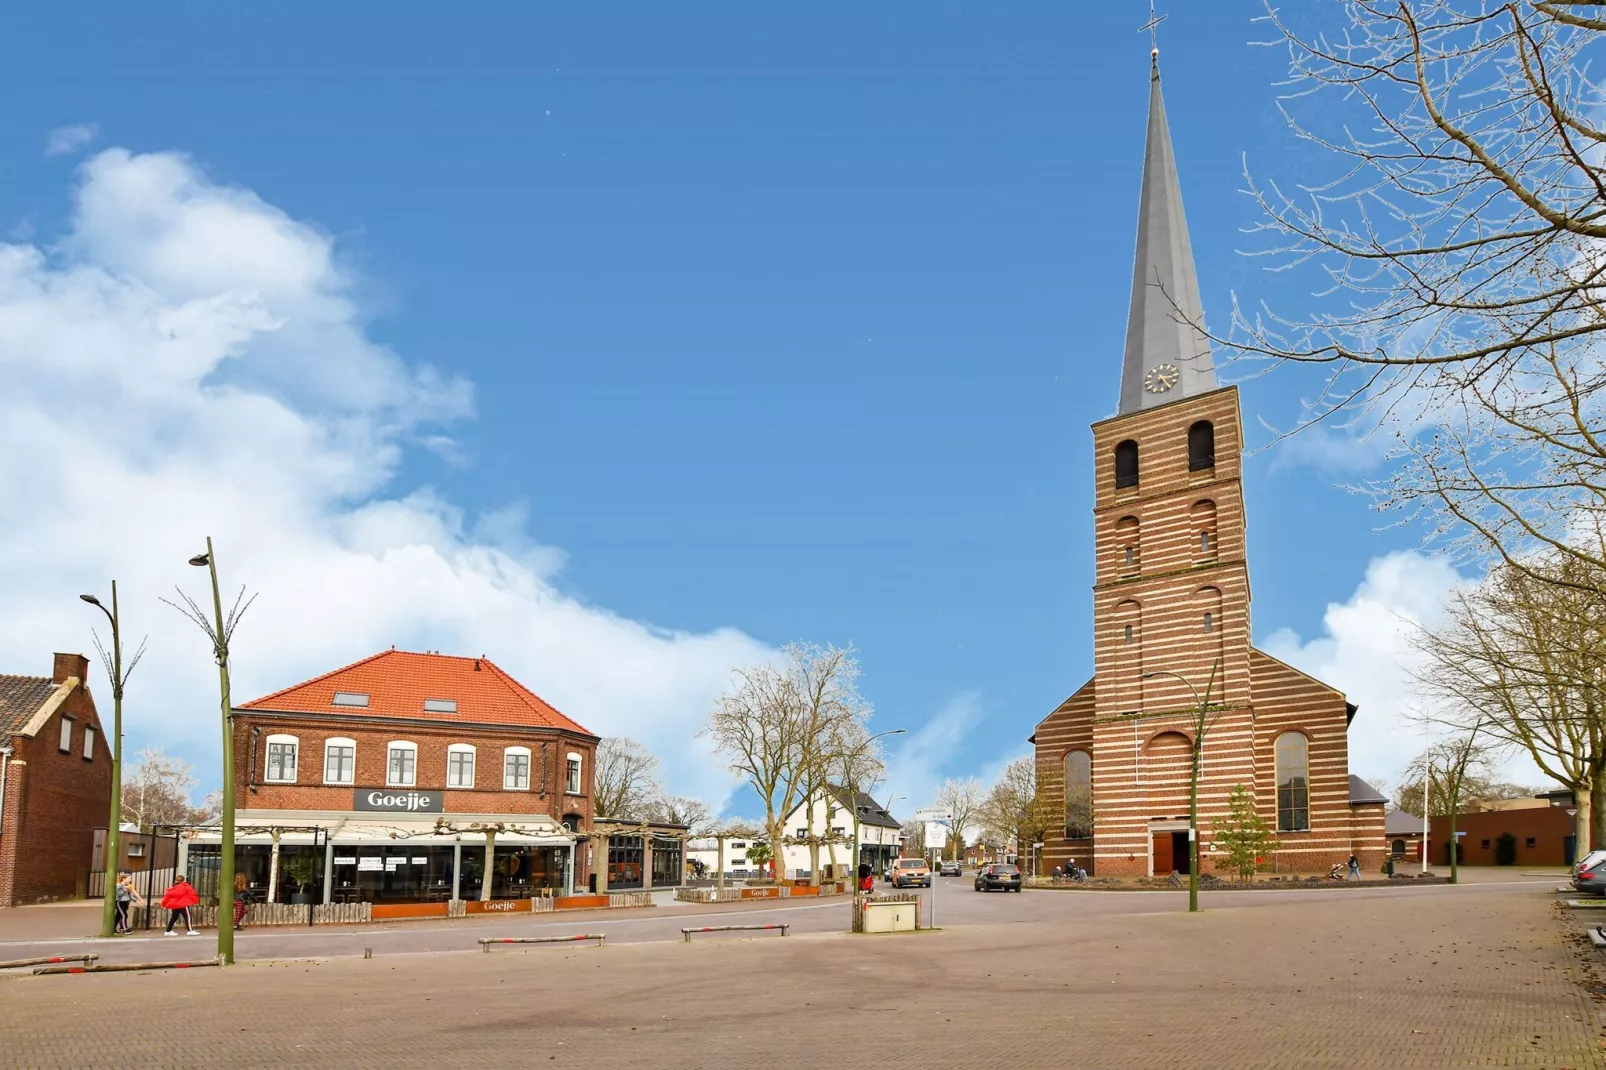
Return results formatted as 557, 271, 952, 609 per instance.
1210, 785, 1279, 884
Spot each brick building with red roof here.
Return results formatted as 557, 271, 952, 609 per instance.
179, 649, 682, 912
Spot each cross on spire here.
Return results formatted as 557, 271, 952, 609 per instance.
1138, 1, 1167, 67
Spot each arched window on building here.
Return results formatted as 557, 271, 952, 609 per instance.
1114, 439, 1139, 489
1064, 750, 1092, 839
264, 734, 299, 784
1391, 839, 1406, 856
1188, 420, 1215, 471
1116, 515, 1140, 575
1202, 611, 1213, 633
1275, 732, 1310, 831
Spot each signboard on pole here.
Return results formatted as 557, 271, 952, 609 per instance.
924, 823, 948, 849
913, 808, 953, 823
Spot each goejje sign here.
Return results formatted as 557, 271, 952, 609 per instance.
354, 789, 444, 813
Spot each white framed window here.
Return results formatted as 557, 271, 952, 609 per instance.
447, 744, 476, 788
503, 746, 531, 791
387, 741, 418, 787
59, 716, 74, 752
324, 738, 356, 785
565, 751, 583, 794
264, 734, 299, 783
83, 725, 96, 761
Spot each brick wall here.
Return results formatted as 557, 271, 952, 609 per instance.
0, 657, 112, 907
231, 714, 595, 827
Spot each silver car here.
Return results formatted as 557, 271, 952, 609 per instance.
1573, 849, 1606, 896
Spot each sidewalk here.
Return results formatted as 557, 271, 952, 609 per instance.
0, 901, 102, 942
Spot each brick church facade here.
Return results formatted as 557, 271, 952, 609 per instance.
1031, 56, 1386, 878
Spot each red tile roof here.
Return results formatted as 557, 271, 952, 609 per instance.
239, 650, 594, 736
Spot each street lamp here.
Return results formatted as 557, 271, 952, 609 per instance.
1142, 661, 1220, 915
186, 539, 239, 964
80, 586, 143, 939
848, 728, 905, 886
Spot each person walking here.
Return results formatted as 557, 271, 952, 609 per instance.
232, 873, 249, 931
1347, 853, 1362, 882
113, 873, 139, 935
161, 874, 201, 936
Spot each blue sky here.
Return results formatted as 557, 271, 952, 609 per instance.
0, 3, 1452, 813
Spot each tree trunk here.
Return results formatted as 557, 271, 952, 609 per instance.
267, 830, 281, 904
480, 830, 497, 901
716, 836, 725, 891
1590, 769, 1605, 852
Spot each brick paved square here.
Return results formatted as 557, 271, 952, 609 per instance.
1, 883, 1601, 1068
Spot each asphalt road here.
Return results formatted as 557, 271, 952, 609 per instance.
0, 873, 1563, 968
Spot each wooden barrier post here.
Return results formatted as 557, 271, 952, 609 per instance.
478, 934, 606, 952
680, 923, 789, 943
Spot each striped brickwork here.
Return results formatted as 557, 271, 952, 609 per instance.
1032, 386, 1385, 876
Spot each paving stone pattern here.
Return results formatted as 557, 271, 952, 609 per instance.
1, 884, 1601, 1068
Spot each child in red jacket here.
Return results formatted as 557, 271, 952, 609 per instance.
161, 875, 201, 936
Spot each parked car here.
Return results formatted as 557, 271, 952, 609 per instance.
974, 863, 1022, 892
1573, 850, 1606, 896
890, 857, 932, 889
938, 860, 962, 877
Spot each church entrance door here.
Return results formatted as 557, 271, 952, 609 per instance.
1152, 832, 1172, 876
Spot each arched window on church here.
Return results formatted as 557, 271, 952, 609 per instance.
1123, 624, 1133, 643
1064, 750, 1092, 839
1116, 515, 1140, 575
1188, 420, 1215, 471
1275, 732, 1310, 831
1191, 500, 1218, 561
1114, 439, 1139, 489
1202, 611, 1213, 633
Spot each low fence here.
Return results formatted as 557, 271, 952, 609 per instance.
177, 891, 656, 929
676, 881, 848, 904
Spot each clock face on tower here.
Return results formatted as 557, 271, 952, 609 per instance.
1144, 363, 1180, 393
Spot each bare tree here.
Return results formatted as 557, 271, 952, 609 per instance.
979, 756, 1054, 862
122, 747, 201, 830
648, 794, 715, 837
703, 643, 872, 884
933, 778, 985, 862
1413, 554, 1606, 848
592, 737, 662, 820
1232, 2, 1606, 590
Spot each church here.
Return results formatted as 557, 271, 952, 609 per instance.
1030, 55, 1387, 878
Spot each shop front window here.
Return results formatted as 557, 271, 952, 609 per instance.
608, 835, 645, 889
328, 845, 458, 904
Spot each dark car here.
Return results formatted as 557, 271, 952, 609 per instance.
974, 863, 1022, 892
1573, 850, 1606, 896
938, 860, 962, 877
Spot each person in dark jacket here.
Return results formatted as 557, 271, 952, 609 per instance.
161, 875, 201, 935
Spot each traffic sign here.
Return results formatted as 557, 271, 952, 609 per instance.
913, 808, 953, 823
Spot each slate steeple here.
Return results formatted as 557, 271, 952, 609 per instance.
1118, 53, 1215, 415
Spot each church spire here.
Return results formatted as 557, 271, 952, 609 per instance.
1118, 53, 1215, 415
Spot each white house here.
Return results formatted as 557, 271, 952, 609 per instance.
685, 834, 766, 879
779, 785, 903, 880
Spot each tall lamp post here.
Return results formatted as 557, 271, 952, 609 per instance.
847, 728, 905, 885
189, 539, 238, 965
1142, 661, 1220, 915
80, 584, 143, 939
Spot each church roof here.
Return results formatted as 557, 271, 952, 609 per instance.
1118, 55, 1215, 415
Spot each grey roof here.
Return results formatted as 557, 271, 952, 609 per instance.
1349, 775, 1389, 807
1118, 58, 1215, 416
1384, 808, 1424, 836
825, 784, 902, 830
0, 674, 56, 748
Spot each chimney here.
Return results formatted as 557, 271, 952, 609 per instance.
53, 652, 89, 685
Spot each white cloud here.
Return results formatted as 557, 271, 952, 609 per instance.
0, 147, 771, 810
881, 690, 987, 816
45, 123, 99, 157
1259, 550, 1550, 791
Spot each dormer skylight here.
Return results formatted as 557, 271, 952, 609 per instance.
332, 691, 370, 707
423, 698, 457, 713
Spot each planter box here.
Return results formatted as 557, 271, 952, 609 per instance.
465, 899, 529, 915
786, 885, 820, 897
371, 902, 449, 921
553, 895, 609, 910
740, 886, 782, 900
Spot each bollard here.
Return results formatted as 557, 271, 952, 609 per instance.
478, 934, 606, 952
363, 947, 372, 959
680, 918, 786, 944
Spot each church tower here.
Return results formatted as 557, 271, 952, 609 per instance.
1031, 53, 1386, 879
